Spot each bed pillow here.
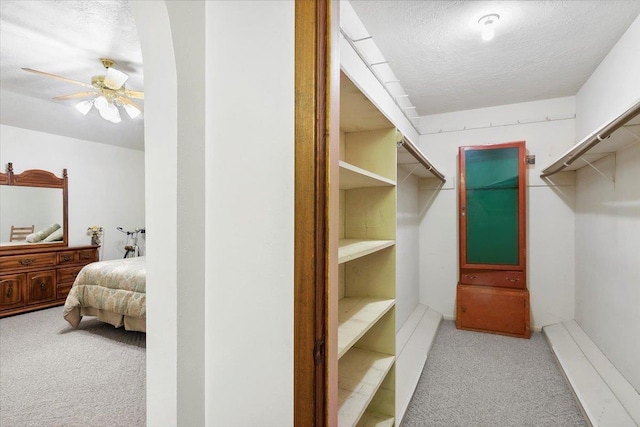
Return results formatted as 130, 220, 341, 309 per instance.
26, 223, 61, 243
42, 227, 63, 242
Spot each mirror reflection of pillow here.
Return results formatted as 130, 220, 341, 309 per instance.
26, 223, 61, 243
43, 227, 63, 242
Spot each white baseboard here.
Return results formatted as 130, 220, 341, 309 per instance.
396, 304, 442, 425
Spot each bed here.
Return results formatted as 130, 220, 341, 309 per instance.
63, 256, 146, 332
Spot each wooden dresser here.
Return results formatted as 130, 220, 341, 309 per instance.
0, 245, 99, 317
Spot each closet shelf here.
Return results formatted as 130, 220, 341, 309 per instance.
339, 239, 395, 264
541, 99, 640, 177
340, 161, 396, 190
357, 412, 394, 427
397, 136, 446, 182
338, 297, 395, 358
338, 348, 395, 427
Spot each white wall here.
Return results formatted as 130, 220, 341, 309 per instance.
0, 124, 145, 260
396, 171, 420, 328
417, 97, 577, 328
205, 2, 294, 424
133, 1, 295, 425
574, 15, 640, 391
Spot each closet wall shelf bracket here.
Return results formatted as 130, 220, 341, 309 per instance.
540, 98, 640, 177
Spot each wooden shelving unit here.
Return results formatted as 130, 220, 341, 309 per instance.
336, 71, 396, 426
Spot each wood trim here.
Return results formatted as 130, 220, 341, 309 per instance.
1, 163, 69, 252
458, 141, 526, 272
294, 0, 337, 425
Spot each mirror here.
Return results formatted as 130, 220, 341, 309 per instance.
0, 163, 68, 249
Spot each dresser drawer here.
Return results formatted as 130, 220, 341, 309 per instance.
0, 274, 27, 310
57, 249, 98, 265
459, 270, 525, 289
78, 249, 98, 263
26, 270, 56, 305
57, 283, 73, 300
0, 252, 57, 272
57, 251, 77, 265
57, 266, 84, 285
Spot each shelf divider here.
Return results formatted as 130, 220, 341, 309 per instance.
339, 239, 394, 264
338, 297, 395, 358
338, 348, 395, 427
340, 160, 396, 190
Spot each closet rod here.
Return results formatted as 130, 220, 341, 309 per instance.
541, 99, 640, 177
398, 137, 446, 182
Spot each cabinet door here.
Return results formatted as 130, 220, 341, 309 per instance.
0, 274, 27, 310
459, 142, 526, 286
27, 271, 56, 304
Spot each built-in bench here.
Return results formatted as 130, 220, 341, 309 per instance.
396, 304, 442, 424
544, 320, 640, 426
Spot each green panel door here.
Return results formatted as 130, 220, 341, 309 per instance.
464, 147, 519, 265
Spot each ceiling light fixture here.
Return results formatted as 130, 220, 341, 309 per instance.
478, 14, 500, 41
22, 57, 143, 124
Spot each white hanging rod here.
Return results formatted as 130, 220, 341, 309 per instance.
540, 98, 640, 177
397, 136, 446, 182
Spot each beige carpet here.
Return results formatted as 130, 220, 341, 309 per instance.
402, 320, 586, 426
0, 306, 145, 427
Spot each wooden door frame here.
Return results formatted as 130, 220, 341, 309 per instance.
294, 0, 338, 425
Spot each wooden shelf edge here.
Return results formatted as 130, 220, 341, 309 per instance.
340, 160, 396, 189
338, 239, 395, 264
338, 297, 395, 358
357, 412, 394, 427
338, 348, 395, 427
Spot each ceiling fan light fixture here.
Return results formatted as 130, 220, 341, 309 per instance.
75, 99, 93, 115
123, 103, 141, 119
94, 95, 108, 111
478, 13, 500, 41
104, 67, 129, 90
97, 100, 121, 123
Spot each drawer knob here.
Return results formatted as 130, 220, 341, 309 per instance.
461, 306, 467, 313
464, 275, 477, 279
62, 255, 72, 262
506, 278, 519, 282
83, 254, 90, 259
6, 285, 12, 298
20, 258, 35, 266
40, 282, 46, 292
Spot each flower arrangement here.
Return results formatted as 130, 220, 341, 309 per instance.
87, 225, 104, 246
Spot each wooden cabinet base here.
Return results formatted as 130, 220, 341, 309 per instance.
456, 284, 530, 339
0, 245, 98, 318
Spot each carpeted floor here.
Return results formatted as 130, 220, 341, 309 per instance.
402, 320, 587, 426
0, 306, 145, 427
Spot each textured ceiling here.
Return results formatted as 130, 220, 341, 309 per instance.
0, 0, 144, 150
349, 0, 640, 116
1, 2, 639, 149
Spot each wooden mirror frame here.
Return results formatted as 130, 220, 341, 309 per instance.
0, 162, 68, 252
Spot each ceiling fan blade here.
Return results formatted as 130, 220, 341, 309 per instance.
22, 68, 94, 88
104, 67, 129, 90
118, 96, 143, 119
124, 89, 144, 99
52, 91, 98, 100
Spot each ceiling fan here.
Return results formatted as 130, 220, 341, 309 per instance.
22, 58, 144, 123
